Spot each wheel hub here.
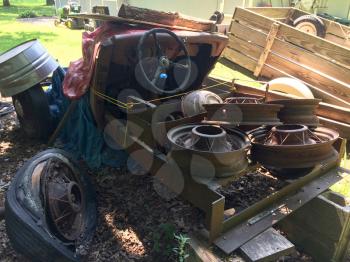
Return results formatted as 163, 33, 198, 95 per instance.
43, 159, 85, 241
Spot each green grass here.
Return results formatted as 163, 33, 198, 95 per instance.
0, 0, 82, 66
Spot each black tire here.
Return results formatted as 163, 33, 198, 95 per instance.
5, 149, 97, 262
12, 84, 53, 140
293, 15, 326, 38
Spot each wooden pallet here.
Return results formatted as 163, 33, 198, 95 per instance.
223, 7, 350, 108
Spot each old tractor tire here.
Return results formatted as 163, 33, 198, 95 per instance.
293, 15, 326, 38
5, 149, 97, 262
12, 84, 53, 140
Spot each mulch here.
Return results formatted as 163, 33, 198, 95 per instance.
0, 108, 314, 261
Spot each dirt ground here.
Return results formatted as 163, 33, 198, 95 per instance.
0, 105, 315, 262
0, 109, 204, 261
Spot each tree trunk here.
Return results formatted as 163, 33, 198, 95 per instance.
46, 0, 54, 5
3, 0, 10, 7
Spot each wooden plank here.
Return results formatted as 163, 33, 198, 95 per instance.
215, 165, 344, 254
265, 53, 350, 102
233, 8, 350, 68
261, 64, 350, 107
188, 232, 222, 262
246, 7, 292, 19
326, 34, 350, 49
223, 48, 257, 72
317, 104, 350, 125
240, 228, 295, 262
118, 4, 215, 32
230, 22, 350, 84
227, 35, 263, 59
271, 37, 350, 84
318, 117, 350, 139
70, 13, 213, 32
254, 23, 280, 77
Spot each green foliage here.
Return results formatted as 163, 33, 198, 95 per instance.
173, 234, 190, 262
18, 10, 38, 18
152, 223, 176, 258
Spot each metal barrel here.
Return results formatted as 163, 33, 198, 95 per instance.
0, 39, 59, 97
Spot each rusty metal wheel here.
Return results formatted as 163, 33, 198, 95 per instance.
267, 99, 321, 127
42, 158, 86, 242
249, 125, 339, 170
167, 124, 250, 178
203, 98, 283, 127
5, 149, 96, 262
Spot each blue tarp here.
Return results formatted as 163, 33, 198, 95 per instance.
46, 67, 128, 170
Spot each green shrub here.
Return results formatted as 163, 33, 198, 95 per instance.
18, 10, 38, 18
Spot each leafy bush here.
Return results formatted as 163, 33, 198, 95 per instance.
18, 10, 38, 18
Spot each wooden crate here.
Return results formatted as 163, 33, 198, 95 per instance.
223, 7, 350, 108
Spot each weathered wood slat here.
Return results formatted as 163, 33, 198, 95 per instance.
265, 53, 350, 102
229, 22, 350, 84
318, 117, 350, 139
246, 7, 291, 19
254, 23, 280, 77
223, 47, 257, 72
233, 8, 350, 68
240, 228, 295, 262
262, 63, 350, 107
227, 35, 263, 59
118, 4, 215, 32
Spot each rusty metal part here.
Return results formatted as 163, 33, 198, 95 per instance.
42, 158, 85, 241
0, 39, 59, 97
167, 124, 250, 178
0, 206, 4, 220
268, 99, 321, 127
225, 97, 262, 104
249, 125, 339, 169
181, 90, 223, 117
203, 103, 283, 126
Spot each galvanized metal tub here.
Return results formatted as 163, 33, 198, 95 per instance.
0, 39, 59, 97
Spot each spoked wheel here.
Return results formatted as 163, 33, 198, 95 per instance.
5, 149, 96, 262
42, 158, 86, 242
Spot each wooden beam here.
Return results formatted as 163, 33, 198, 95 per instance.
254, 23, 280, 77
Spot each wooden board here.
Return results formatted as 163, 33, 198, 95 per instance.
246, 7, 292, 20
118, 4, 215, 32
215, 166, 346, 254
232, 8, 350, 69
228, 22, 350, 83
240, 228, 295, 262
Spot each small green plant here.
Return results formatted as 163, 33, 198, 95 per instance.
152, 223, 176, 258
18, 10, 38, 18
173, 234, 190, 262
